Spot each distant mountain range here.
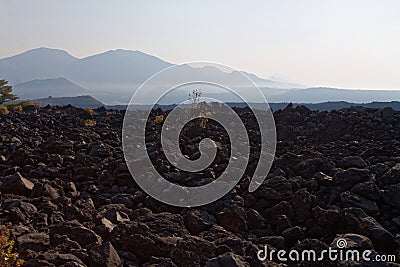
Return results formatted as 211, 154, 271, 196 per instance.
267, 87, 400, 103
34, 95, 104, 108
108, 100, 400, 111
1, 47, 399, 104
36, 95, 400, 111
13, 78, 89, 99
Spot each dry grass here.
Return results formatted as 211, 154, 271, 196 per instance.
0, 223, 24, 267
12, 105, 22, 112
33, 102, 41, 109
0, 106, 9, 115
153, 115, 164, 125
106, 110, 117, 116
83, 119, 97, 127
85, 107, 96, 115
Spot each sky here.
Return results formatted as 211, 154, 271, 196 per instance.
1, 0, 400, 89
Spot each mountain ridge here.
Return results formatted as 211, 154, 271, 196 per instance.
32, 95, 104, 108
13, 77, 90, 99
1, 47, 399, 104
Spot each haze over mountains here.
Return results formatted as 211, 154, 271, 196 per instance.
13, 78, 89, 99
1, 47, 399, 104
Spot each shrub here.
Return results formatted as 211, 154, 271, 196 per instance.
106, 110, 117, 116
188, 89, 210, 129
154, 115, 164, 125
0, 106, 9, 115
17, 100, 32, 108
0, 223, 24, 267
83, 119, 96, 127
33, 102, 41, 109
12, 105, 22, 112
6, 100, 32, 111
85, 107, 96, 115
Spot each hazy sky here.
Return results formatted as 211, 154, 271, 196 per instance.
1, 0, 399, 89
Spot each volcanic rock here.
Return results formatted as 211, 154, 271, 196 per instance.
380, 163, 400, 185
1, 104, 400, 265
170, 235, 216, 266
339, 156, 368, 169
344, 208, 395, 251
331, 233, 374, 250
17, 232, 50, 252
341, 191, 379, 215
88, 242, 122, 267
382, 184, 400, 209
1, 172, 34, 196
333, 168, 371, 187
204, 252, 249, 267
351, 181, 381, 201
185, 209, 217, 234
50, 220, 102, 247
30, 182, 60, 199
217, 204, 248, 233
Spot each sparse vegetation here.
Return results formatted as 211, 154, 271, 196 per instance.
0, 106, 9, 115
0, 223, 24, 267
12, 105, 22, 112
33, 102, 41, 109
188, 89, 202, 107
106, 110, 117, 116
153, 115, 164, 125
83, 119, 96, 127
6, 100, 33, 111
0, 80, 18, 105
188, 89, 208, 129
16, 100, 32, 108
85, 107, 96, 115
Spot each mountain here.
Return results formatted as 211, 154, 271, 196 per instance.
63, 49, 174, 103
3, 48, 399, 105
0, 48, 78, 84
65, 49, 172, 84
269, 87, 400, 103
240, 71, 305, 89
268, 101, 400, 111
13, 78, 90, 99
0, 48, 302, 104
106, 101, 400, 111
33, 95, 104, 108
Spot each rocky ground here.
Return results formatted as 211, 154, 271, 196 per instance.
1, 104, 400, 266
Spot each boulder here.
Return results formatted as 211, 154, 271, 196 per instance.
333, 168, 371, 187
341, 191, 379, 215
331, 233, 373, 250
351, 181, 381, 201
339, 156, 368, 169
30, 182, 60, 199
170, 235, 216, 266
50, 220, 102, 247
204, 252, 249, 267
312, 206, 343, 233
344, 208, 395, 251
88, 242, 122, 267
0, 172, 34, 196
217, 204, 247, 233
382, 184, 400, 209
185, 209, 217, 234
17, 232, 50, 252
381, 163, 400, 185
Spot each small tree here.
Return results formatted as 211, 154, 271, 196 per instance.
0, 80, 18, 105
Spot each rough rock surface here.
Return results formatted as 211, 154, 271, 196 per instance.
1, 104, 400, 266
